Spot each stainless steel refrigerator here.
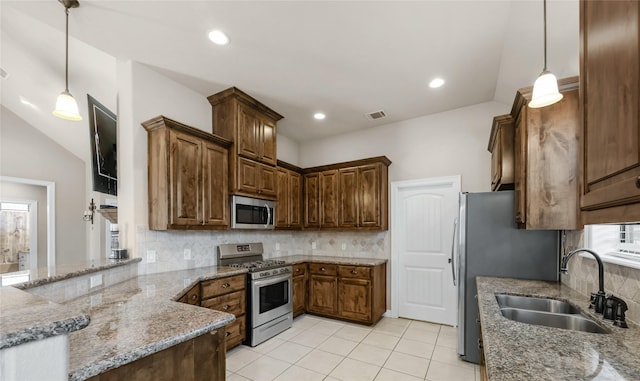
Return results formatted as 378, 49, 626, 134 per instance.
456, 191, 559, 364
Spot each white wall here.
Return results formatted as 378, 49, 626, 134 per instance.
299, 101, 509, 192
0, 106, 86, 266
276, 133, 300, 166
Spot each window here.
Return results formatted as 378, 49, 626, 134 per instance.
586, 224, 640, 269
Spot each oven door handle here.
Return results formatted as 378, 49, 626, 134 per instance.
252, 273, 291, 288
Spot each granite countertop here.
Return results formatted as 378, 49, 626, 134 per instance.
0, 286, 90, 349
278, 255, 387, 266
477, 276, 640, 380
12, 257, 142, 289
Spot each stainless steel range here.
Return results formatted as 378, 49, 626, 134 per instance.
217, 243, 292, 347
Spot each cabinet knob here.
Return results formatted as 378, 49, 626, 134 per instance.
295, 268, 301, 272
222, 305, 230, 310
222, 283, 230, 288
321, 267, 326, 271
190, 294, 198, 300
636, 176, 640, 189
226, 331, 231, 337
351, 270, 358, 275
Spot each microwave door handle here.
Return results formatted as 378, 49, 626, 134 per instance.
265, 203, 271, 228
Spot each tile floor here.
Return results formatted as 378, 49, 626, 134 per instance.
226, 315, 480, 381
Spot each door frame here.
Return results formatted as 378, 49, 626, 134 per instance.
0, 176, 55, 274
389, 175, 461, 319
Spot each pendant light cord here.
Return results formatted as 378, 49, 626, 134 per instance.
65, 6, 70, 92
543, 0, 548, 71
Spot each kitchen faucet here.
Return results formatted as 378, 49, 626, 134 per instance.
560, 248, 606, 313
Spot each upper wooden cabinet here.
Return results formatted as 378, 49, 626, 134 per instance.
303, 156, 390, 231
488, 115, 515, 191
276, 161, 303, 229
142, 116, 231, 230
208, 87, 283, 199
511, 77, 580, 230
579, 0, 640, 224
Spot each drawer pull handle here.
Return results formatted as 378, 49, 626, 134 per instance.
222, 283, 230, 288
351, 270, 358, 274
636, 176, 640, 189
223, 305, 230, 310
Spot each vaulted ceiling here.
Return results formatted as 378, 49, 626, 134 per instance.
0, 1, 579, 162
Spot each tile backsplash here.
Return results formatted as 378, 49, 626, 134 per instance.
562, 230, 640, 325
136, 227, 389, 275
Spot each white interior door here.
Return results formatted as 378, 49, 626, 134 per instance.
392, 176, 460, 325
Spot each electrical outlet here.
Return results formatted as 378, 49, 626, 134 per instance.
312, 241, 317, 250
183, 278, 191, 288
275, 242, 280, 250
147, 250, 156, 263
184, 249, 192, 260
90, 274, 103, 288
341, 242, 347, 250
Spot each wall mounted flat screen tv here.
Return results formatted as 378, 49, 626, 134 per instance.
87, 94, 117, 196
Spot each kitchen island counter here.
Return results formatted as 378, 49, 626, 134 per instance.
477, 276, 640, 380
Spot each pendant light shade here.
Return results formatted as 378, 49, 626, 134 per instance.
53, 0, 82, 121
528, 0, 562, 109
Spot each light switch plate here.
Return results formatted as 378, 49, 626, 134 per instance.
311, 241, 317, 249
341, 243, 347, 250
184, 249, 191, 260
275, 242, 280, 250
147, 250, 156, 263
90, 274, 102, 288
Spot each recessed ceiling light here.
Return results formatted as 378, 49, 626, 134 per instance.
429, 78, 445, 88
208, 30, 229, 45
313, 112, 326, 120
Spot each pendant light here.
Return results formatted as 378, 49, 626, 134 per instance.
53, 0, 82, 121
528, 0, 563, 109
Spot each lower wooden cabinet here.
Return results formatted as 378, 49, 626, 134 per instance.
307, 262, 386, 324
292, 263, 307, 317
87, 329, 226, 381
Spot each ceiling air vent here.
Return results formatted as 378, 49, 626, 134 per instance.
365, 110, 386, 120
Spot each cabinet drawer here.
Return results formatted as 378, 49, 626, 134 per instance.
201, 290, 246, 316
338, 265, 371, 279
292, 263, 307, 276
308, 263, 337, 276
225, 315, 246, 349
201, 275, 245, 299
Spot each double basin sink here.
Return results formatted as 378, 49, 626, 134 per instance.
495, 294, 609, 334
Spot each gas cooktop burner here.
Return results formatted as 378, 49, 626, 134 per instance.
229, 259, 287, 271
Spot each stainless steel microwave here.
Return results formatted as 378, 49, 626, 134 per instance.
230, 195, 275, 230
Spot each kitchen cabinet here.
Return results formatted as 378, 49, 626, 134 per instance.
142, 116, 231, 231
200, 274, 246, 350
307, 262, 386, 325
208, 87, 283, 200
303, 156, 391, 231
276, 161, 303, 229
87, 329, 226, 381
292, 263, 307, 317
487, 114, 515, 191
579, 0, 640, 224
511, 77, 580, 230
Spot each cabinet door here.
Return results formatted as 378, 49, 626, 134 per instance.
276, 168, 290, 227
514, 109, 527, 226
203, 142, 229, 227
304, 173, 321, 228
292, 274, 307, 317
237, 105, 260, 161
581, 0, 640, 217
259, 164, 277, 198
170, 130, 202, 226
321, 170, 339, 228
338, 278, 371, 322
339, 168, 358, 228
358, 164, 382, 228
237, 157, 259, 195
261, 119, 277, 166
289, 171, 303, 228
307, 274, 337, 315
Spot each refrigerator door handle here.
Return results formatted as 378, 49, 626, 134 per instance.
450, 218, 458, 286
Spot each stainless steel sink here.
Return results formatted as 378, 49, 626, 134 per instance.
495, 294, 581, 314
499, 307, 609, 334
